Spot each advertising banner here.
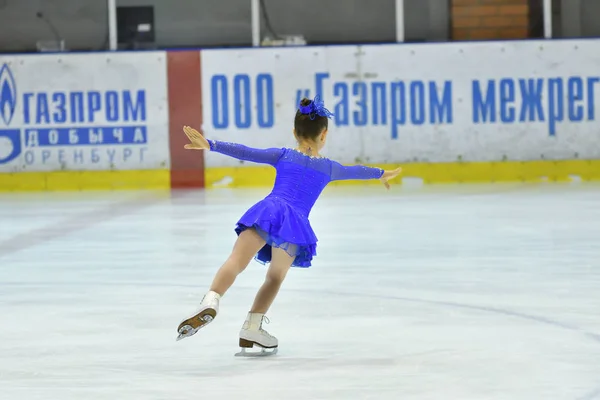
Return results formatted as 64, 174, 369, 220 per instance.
201, 40, 600, 166
0, 52, 169, 172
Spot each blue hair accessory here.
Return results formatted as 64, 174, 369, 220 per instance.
298, 95, 334, 120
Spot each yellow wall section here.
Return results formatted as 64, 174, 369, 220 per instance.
0, 170, 170, 192
2, 160, 598, 192
205, 160, 600, 188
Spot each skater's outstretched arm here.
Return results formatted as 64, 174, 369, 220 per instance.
330, 161, 384, 181
208, 140, 284, 166
330, 161, 402, 190
182, 126, 283, 165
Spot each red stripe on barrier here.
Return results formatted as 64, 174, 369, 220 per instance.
167, 51, 204, 189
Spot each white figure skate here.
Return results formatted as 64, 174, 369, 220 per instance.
235, 312, 278, 357
176, 291, 220, 341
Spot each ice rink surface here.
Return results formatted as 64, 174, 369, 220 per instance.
1, 182, 599, 400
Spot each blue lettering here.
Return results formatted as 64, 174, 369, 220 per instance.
568, 77, 584, 122
353, 82, 367, 126
133, 127, 145, 143
473, 80, 496, 123
390, 82, 406, 139
372, 82, 387, 125
25, 130, 38, 147
212, 75, 228, 129
410, 81, 425, 125
587, 77, 600, 120
333, 83, 349, 126
48, 129, 59, 145
24, 150, 34, 165
123, 90, 146, 122
123, 148, 132, 162
25, 127, 144, 146
23, 93, 34, 124
87, 91, 101, 123
518, 79, 544, 122
53, 93, 67, 123
42, 150, 51, 163
106, 91, 120, 122
234, 74, 251, 129
430, 81, 452, 124
256, 74, 274, 128
58, 149, 66, 164
305, 76, 454, 137
19, 89, 148, 130
74, 150, 84, 164
36, 93, 50, 124
499, 78, 515, 123
548, 78, 564, 136
70, 92, 85, 123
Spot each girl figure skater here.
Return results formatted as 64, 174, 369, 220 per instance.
176, 96, 402, 355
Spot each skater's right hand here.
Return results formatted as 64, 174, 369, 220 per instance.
183, 126, 210, 150
380, 167, 402, 190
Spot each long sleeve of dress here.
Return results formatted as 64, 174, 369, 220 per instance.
208, 140, 284, 166
330, 160, 384, 181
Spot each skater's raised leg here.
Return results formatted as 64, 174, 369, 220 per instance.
177, 229, 266, 341
238, 247, 293, 354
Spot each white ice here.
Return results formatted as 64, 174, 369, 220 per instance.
1, 183, 599, 400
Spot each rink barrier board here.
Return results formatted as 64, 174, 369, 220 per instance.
199, 40, 600, 167
0, 52, 171, 178
4, 41, 600, 192
0, 51, 201, 192
204, 159, 600, 188
0, 170, 170, 192
2, 158, 597, 191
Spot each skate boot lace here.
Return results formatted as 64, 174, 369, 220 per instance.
259, 316, 275, 338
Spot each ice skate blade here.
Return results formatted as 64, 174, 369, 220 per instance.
176, 308, 216, 341
235, 347, 278, 357
235, 338, 278, 357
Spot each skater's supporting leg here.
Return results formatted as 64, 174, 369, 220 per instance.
209, 228, 266, 296
250, 247, 294, 314
237, 248, 292, 353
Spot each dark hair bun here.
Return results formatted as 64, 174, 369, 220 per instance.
294, 97, 329, 141
299, 98, 312, 107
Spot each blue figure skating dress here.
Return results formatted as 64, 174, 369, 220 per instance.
208, 140, 384, 268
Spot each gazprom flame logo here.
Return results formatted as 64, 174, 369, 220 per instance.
0, 63, 17, 127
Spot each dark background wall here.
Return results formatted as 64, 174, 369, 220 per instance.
0, 0, 447, 52
0, 0, 596, 53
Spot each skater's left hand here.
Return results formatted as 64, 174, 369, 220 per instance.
183, 126, 210, 150
380, 167, 402, 190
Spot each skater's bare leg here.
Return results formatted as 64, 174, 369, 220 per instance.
250, 247, 294, 314
210, 229, 266, 296
237, 248, 293, 352
177, 229, 265, 340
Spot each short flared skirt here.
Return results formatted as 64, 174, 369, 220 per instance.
234, 198, 317, 268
